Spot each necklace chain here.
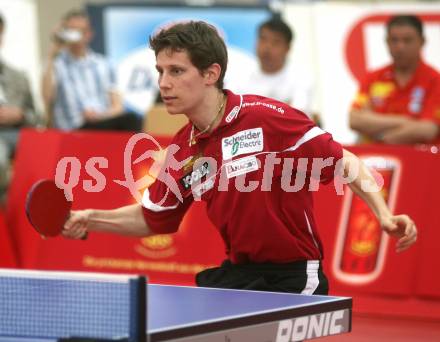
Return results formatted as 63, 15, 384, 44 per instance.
189, 95, 225, 146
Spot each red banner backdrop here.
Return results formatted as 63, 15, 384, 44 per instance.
1, 129, 439, 318
2, 129, 225, 285
316, 144, 440, 319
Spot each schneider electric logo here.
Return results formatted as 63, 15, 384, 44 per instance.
222, 127, 263, 159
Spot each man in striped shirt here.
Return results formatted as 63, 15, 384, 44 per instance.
42, 9, 142, 132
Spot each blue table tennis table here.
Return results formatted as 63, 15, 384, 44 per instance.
0, 269, 351, 342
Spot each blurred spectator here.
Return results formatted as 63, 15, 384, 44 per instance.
234, 15, 317, 121
0, 13, 36, 202
350, 15, 440, 145
42, 9, 142, 132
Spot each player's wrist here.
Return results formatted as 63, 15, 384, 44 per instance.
84, 209, 94, 225
378, 212, 394, 229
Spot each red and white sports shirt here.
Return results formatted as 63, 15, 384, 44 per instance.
142, 90, 343, 264
352, 61, 440, 144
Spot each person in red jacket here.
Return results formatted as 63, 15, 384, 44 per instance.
63, 21, 417, 294
350, 14, 440, 145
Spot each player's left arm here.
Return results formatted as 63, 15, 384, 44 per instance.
342, 149, 417, 252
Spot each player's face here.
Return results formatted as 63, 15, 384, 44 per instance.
156, 48, 208, 115
386, 24, 424, 69
256, 27, 290, 74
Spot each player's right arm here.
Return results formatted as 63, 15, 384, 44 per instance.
342, 149, 417, 252
63, 155, 193, 240
62, 204, 151, 239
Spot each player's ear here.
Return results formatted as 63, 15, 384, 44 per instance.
203, 63, 221, 86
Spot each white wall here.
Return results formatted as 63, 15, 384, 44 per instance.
4, 0, 440, 140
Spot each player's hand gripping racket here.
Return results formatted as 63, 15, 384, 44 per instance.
25, 179, 79, 239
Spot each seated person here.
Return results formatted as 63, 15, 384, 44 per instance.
42, 9, 142, 132
234, 15, 316, 120
0, 13, 37, 202
350, 15, 440, 145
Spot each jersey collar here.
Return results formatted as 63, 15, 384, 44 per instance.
192, 89, 244, 142
389, 59, 427, 89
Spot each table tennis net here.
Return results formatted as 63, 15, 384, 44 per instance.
0, 269, 146, 341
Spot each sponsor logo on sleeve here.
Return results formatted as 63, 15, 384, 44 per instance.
222, 127, 263, 160
193, 177, 215, 198
179, 161, 210, 190
225, 105, 241, 123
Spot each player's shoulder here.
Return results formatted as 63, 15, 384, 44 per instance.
240, 93, 307, 119
238, 93, 312, 132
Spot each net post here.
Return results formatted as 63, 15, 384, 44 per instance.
129, 276, 147, 342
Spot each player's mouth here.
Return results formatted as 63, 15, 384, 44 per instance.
162, 96, 177, 104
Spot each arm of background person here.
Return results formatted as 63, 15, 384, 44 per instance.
0, 71, 33, 126
380, 118, 439, 144
379, 78, 440, 144
22, 72, 38, 126
342, 149, 417, 252
107, 90, 124, 117
82, 90, 124, 122
349, 107, 410, 138
349, 73, 410, 140
41, 43, 63, 127
104, 62, 124, 118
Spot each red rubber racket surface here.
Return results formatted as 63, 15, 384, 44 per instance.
25, 179, 71, 238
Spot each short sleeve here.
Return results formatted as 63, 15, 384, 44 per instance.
141, 179, 193, 234
264, 105, 343, 184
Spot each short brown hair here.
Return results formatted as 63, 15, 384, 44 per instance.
149, 21, 228, 89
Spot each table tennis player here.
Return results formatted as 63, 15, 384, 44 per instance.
62, 21, 417, 295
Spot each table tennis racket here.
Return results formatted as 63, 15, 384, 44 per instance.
25, 179, 72, 238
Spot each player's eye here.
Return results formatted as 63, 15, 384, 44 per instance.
171, 67, 184, 75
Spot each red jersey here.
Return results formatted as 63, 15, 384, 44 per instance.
142, 90, 343, 264
352, 61, 440, 143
